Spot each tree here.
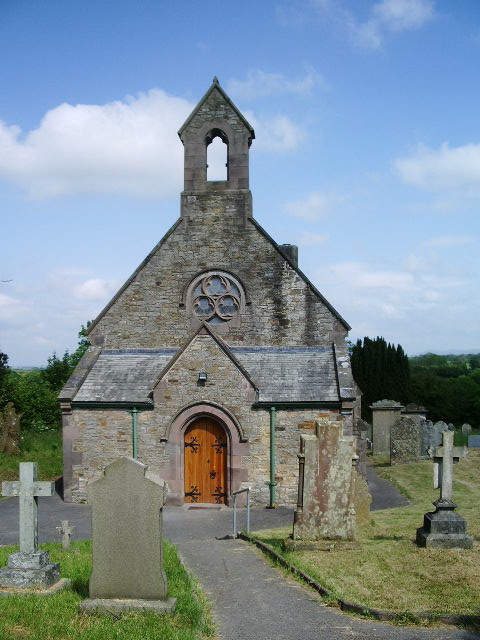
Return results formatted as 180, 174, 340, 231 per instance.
350, 336, 411, 420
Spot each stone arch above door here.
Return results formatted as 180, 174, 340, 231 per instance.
162, 402, 250, 506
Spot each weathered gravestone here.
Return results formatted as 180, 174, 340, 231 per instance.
390, 416, 421, 464
0, 402, 21, 455
80, 457, 176, 614
461, 423, 472, 435
420, 420, 449, 457
0, 462, 68, 593
56, 520, 74, 550
416, 430, 472, 549
288, 415, 371, 549
370, 400, 404, 456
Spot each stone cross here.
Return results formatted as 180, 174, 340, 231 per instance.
429, 430, 467, 503
1, 462, 55, 553
56, 520, 74, 550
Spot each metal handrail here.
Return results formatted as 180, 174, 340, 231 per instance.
232, 487, 250, 538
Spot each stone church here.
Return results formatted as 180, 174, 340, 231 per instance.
60, 78, 360, 507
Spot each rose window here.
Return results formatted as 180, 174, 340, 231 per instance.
192, 274, 241, 325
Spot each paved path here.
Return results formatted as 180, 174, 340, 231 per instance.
0, 471, 477, 639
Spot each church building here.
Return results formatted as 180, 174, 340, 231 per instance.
60, 78, 360, 506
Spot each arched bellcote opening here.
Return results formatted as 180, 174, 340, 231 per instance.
206, 129, 228, 182
178, 78, 255, 192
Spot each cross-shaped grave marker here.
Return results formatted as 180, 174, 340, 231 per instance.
417, 429, 472, 549
0, 461, 67, 592
429, 430, 467, 504
56, 520, 74, 550
2, 462, 55, 553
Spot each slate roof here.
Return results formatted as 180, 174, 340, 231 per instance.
231, 346, 339, 403
73, 349, 177, 404
71, 345, 340, 405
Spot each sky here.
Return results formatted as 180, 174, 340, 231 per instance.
0, 0, 479, 367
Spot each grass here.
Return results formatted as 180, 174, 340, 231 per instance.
0, 430, 63, 485
0, 539, 215, 640
252, 450, 480, 617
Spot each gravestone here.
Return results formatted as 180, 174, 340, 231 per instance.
468, 435, 480, 448
420, 420, 449, 457
416, 430, 472, 549
0, 462, 68, 593
370, 400, 404, 456
390, 416, 421, 464
56, 520, 74, 550
461, 423, 472, 435
80, 457, 176, 614
289, 415, 371, 548
402, 403, 427, 421
0, 402, 21, 455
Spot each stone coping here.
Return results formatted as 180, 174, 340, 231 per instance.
0, 578, 70, 597
239, 534, 480, 628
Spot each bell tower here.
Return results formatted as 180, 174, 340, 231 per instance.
178, 77, 255, 220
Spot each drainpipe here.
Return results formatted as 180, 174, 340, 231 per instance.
129, 407, 140, 460
267, 405, 277, 509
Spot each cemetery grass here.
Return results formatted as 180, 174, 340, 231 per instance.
252, 450, 480, 619
0, 539, 215, 640
0, 430, 63, 487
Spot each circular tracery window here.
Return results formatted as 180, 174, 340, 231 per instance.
190, 273, 242, 326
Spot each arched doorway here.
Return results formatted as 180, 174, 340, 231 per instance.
184, 417, 228, 504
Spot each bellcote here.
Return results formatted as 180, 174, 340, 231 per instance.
178, 77, 255, 192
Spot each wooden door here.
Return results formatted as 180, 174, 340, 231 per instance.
184, 418, 228, 504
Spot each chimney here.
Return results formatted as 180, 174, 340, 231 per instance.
280, 244, 298, 268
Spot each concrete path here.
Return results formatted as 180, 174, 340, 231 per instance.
0, 470, 477, 639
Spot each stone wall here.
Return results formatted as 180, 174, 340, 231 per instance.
88, 196, 348, 351
65, 332, 337, 505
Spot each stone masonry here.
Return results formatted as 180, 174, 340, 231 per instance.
60, 79, 361, 508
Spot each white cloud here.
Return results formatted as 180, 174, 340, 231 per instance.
73, 279, 116, 301
246, 112, 307, 152
311, 0, 435, 49
0, 87, 306, 196
422, 235, 476, 248
0, 89, 193, 199
395, 142, 480, 193
283, 192, 342, 220
0, 292, 33, 328
228, 68, 325, 100
297, 231, 329, 246
373, 0, 434, 32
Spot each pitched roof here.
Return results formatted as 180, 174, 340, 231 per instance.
70, 343, 341, 405
72, 349, 177, 404
177, 77, 255, 140
231, 346, 339, 403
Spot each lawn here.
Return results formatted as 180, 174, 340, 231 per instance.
0, 430, 63, 484
0, 540, 215, 640
252, 450, 480, 617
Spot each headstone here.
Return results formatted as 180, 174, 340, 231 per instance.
56, 520, 74, 550
468, 435, 480, 448
420, 420, 449, 457
370, 400, 404, 456
461, 423, 472, 435
0, 402, 21, 454
402, 403, 427, 421
416, 431, 472, 549
80, 457, 176, 614
0, 462, 68, 593
289, 415, 371, 547
390, 416, 421, 464
448, 423, 455, 431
